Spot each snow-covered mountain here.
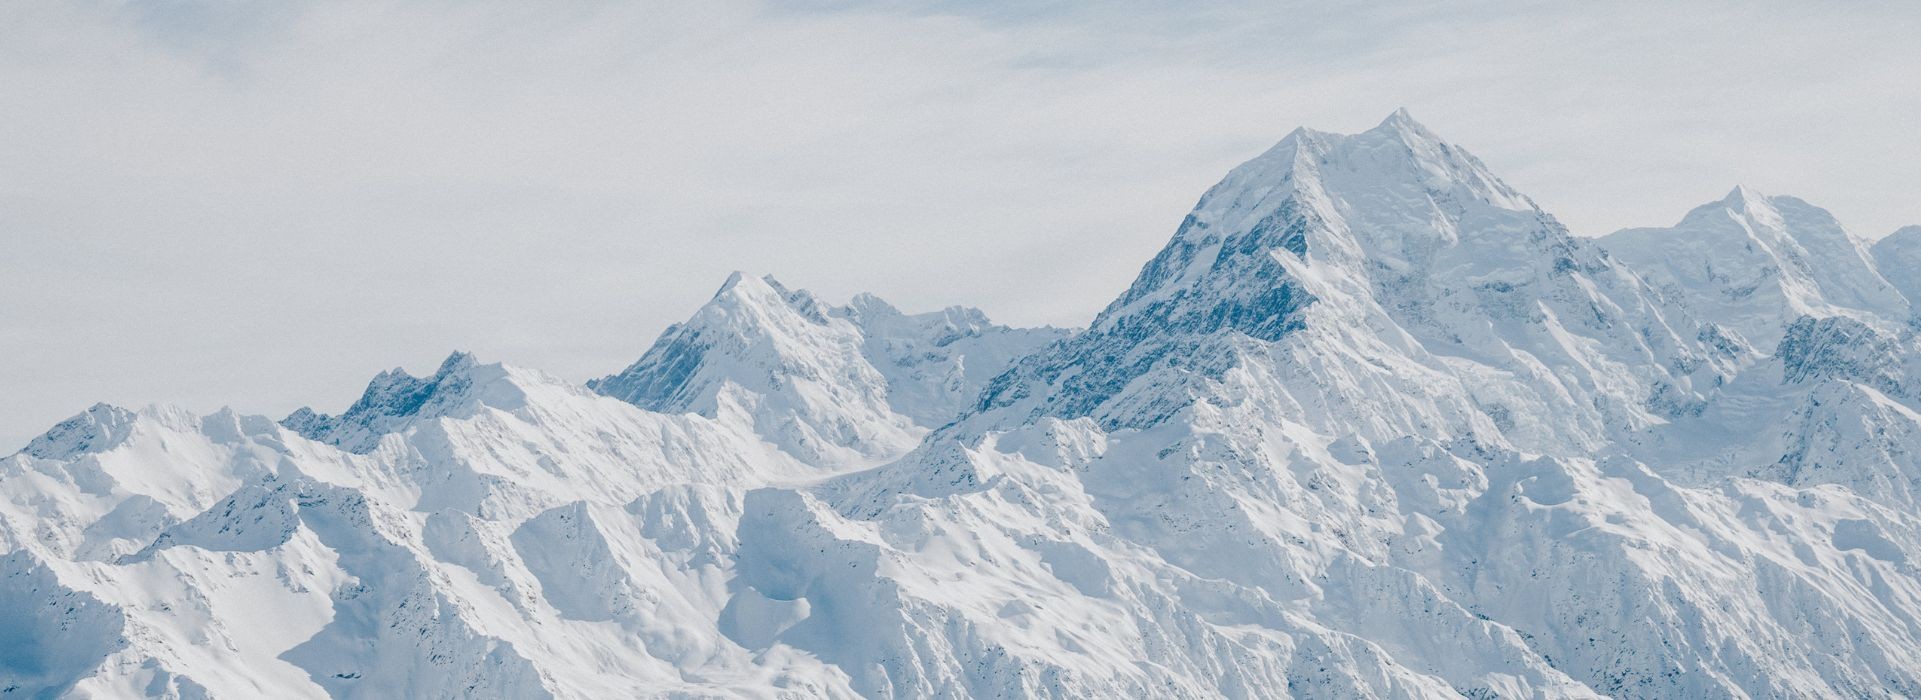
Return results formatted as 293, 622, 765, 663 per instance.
7, 111, 1921, 698
1873, 225, 1921, 321
587, 272, 1067, 467
1602, 187, 1908, 349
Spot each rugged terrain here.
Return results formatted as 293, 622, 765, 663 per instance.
7, 111, 1921, 698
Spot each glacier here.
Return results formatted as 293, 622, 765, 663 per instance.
5, 110, 1921, 698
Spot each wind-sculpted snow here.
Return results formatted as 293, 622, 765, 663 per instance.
8, 110, 1921, 698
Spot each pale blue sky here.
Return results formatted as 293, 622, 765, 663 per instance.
3, 0, 1917, 449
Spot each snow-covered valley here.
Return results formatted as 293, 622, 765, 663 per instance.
7, 111, 1921, 698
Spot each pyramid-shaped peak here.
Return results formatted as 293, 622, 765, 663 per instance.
708, 271, 800, 303
1667, 186, 1784, 229
714, 269, 750, 294
700, 271, 832, 327
1370, 107, 1437, 137
1697, 186, 1838, 225
1720, 185, 1775, 209
1184, 111, 1535, 246
1260, 108, 1435, 152
711, 270, 780, 299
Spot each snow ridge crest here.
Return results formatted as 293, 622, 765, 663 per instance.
11, 110, 1921, 699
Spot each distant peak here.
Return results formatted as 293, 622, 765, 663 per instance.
281, 351, 506, 453
1179, 110, 1533, 247
701, 271, 835, 326
1723, 185, 1770, 206
713, 270, 755, 297
1671, 186, 1781, 228
1368, 107, 1445, 144
18, 403, 139, 460
1872, 225, 1921, 307
1375, 107, 1421, 131
84, 401, 129, 417
436, 351, 478, 375
367, 351, 478, 388
709, 271, 788, 301
846, 292, 903, 320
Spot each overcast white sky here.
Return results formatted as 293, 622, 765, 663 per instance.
3, 1, 1917, 449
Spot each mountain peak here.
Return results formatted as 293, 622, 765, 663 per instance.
1379, 106, 1418, 126
436, 350, 477, 375
845, 292, 901, 319
1219, 110, 1531, 224
594, 273, 1066, 464
282, 350, 504, 453
1878, 225, 1921, 254
982, 113, 1615, 433
1703, 185, 1794, 223
1606, 189, 1908, 347
714, 269, 786, 295
706, 271, 833, 326
21, 111, 1921, 699
1117, 113, 1542, 322
1725, 183, 1766, 201
592, 271, 930, 466
1872, 226, 1921, 311
710, 270, 775, 304
1370, 106, 1440, 142
15, 402, 139, 460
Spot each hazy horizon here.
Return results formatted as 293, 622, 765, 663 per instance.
4, 0, 1917, 450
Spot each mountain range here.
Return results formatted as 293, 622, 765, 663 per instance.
6, 111, 1920, 698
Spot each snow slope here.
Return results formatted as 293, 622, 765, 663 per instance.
7, 111, 1921, 699
1602, 187, 1908, 349
1872, 225, 1921, 321
588, 272, 1066, 468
